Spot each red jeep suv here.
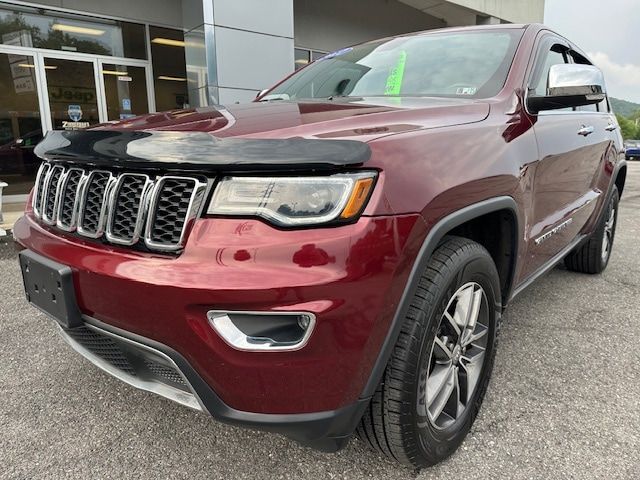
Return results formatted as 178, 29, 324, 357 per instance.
14, 24, 626, 468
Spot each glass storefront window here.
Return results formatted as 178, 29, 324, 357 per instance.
44, 57, 100, 130
0, 51, 42, 195
102, 64, 149, 120
0, 3, 147, 59
311, 50, 326, 61
0, 5, 193, 197
295, 48, 327, 70
295, 48, 310, 70
149, 26, 189, 111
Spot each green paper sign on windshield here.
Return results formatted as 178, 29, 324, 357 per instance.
384, 51, 407, 95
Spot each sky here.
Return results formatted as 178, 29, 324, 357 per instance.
544, 0, 640, 103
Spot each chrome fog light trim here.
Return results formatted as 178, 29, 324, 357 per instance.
207, 310, 316, 352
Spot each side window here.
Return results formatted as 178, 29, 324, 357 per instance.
576, 102, 598, 113
533, 46, 568, 96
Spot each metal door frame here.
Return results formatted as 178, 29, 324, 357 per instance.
0, 44, 48, 203
0, 44, 154, 203
95, 57, 156, 121
1, 43, 155, 134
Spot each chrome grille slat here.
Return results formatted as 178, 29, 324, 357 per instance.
32, 163, 51, 217
106, 173, 152, 245
56, 168, 85, 232
32, 162, 207, 252
42, 165, 64, 225
146, 177, 198, 249
77, 171, 115, 238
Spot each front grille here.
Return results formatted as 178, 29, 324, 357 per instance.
33, 162, 51, 216
58, 169, 84, 230
32, 162, 207, 252
107, 174, 150, 244
42, 166, 64, 223
148, 177, 197, 247
78, 171, 112, 237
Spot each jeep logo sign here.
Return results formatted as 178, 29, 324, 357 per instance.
67, 104, 82, 122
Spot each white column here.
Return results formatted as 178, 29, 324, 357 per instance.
211, 0, 294, 104
183, 0, 294, 106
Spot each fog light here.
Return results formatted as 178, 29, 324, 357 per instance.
207, 310, 316, 352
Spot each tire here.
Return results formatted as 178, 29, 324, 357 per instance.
564, 186, 619, 274
356, 236, 501, 468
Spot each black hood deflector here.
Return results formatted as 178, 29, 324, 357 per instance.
34, 130, 371, 172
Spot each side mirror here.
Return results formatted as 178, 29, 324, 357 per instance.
528, 64, 606, 114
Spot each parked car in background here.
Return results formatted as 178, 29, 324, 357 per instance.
14, 24, 626, 469
625, 140, 640, 160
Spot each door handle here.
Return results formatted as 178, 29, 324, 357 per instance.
577, 125, 595, 136
605, 123, 618, 131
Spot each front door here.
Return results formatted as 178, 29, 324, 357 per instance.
0, 50, 44, 198
99, 62, 151, 121
0, 48, 153, 200
40, 54, 152, 129
525, 39, 611, 275
42, 56, 101, 130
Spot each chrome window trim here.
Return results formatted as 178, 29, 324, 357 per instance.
32, 162, 51, 217
76, 170, 116, 239
143, 176, 208, 252
105, 173, 154, 246
55, 167, 85, 232
41, 164, 64, 225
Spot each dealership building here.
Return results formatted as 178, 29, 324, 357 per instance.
0, 0, 544, 205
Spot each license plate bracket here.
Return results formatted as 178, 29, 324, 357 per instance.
19, 250, 83, 328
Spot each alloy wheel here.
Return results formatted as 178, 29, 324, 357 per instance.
601, 205, 616, 262
425, 282, 489, 429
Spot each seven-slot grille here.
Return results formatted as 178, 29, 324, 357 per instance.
32, 162, 206, 252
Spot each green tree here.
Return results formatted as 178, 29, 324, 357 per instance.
616, 114, 638, 140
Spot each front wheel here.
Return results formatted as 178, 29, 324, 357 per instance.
356, 237, 501, 468
564, 186, 619, 274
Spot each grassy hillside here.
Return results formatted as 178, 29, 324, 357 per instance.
610, 97, 640, 118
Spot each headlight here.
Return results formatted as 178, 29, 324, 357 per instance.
206, 172, 377, 227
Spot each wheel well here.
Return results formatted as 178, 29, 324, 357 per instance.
446, 209, 517, 306
615, 165, 627, 197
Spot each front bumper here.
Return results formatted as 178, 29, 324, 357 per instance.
56, 314, 370, 451
14, 212, 426, 446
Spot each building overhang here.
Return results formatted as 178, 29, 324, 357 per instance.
398, 0, 544, 26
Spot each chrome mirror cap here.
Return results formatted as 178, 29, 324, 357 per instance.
528, 63, 607, 114
547, 63, 606, 97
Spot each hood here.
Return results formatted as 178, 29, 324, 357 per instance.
95, 96, 490, 142
35, 97, 489, 172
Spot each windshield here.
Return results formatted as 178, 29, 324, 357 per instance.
267, 29, 523, 101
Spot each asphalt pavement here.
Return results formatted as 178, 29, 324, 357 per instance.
1, 163, 639, 479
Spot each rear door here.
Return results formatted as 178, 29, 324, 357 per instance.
525, 36, 612, 275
